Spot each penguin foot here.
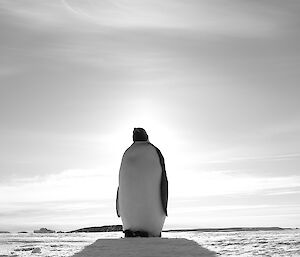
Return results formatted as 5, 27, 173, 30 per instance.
124, 230, 149, 238
124, 230, 134, 237
135, 231, 149, 237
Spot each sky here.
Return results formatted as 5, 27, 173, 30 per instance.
0, 0, 300, 232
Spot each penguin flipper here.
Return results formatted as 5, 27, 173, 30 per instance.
116, 187, 120, 217
161, 167, 168, 216
150, 143, 168, 216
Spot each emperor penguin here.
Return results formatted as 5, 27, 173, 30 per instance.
116, 128, 168, 237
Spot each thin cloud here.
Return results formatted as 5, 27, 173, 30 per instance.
61, 0, 286, 37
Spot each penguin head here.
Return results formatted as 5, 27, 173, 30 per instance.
133, 128, 149, 142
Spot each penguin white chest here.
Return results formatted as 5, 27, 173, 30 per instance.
118, 143, 165, 236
